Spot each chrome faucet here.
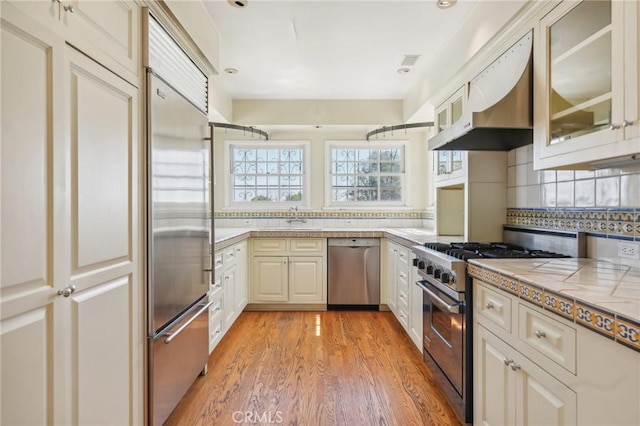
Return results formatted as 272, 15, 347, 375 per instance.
286, 206, 307, 224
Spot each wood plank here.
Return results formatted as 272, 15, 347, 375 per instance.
166, 311, 462, 426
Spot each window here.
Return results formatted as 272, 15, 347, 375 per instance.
327, 142, 406, 206
226, 141, 309, 206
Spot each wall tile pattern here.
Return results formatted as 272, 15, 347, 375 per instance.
215, 210, 435, 230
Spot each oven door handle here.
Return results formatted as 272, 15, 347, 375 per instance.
416, 280, 461, 314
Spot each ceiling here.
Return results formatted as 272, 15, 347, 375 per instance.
202, 0, 480, 100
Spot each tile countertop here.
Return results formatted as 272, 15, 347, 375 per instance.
213, 227, 463, 249
468, 258, 640, 351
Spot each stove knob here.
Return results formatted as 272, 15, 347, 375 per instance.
434, 268, 442, 279
426, 265, 434, 275
441, 272, 451, 284
412, 258, 419, 267
418, 260, 425, 270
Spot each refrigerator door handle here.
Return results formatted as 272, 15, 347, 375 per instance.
164, 300, 214, 344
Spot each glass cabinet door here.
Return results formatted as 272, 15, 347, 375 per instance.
437, 107, 448, 133
437, 151, 450, 176
547, 0, 612, 144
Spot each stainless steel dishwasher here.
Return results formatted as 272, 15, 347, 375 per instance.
328, 238, 380, 309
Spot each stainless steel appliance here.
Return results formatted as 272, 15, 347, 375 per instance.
411, 226, 585, 424
145, 14, 212, 426
328, 238, 380, 309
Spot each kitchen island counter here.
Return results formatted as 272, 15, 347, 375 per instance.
468, 257, 640, 351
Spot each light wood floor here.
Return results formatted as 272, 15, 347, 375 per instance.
166, 311, 462, 426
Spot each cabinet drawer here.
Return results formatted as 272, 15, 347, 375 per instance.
518, 304, 577, 374
223, 246, 237, 264
290, 238, 324, 253
252, 239, 287, 253
397, 306, 409, 329
211, 270, 223, 296
214, 252, 224, 270
397, 246, 410, 268
397, 287, 409, 312
209, 313, 224, 351
476, 282, 512, 332
209, 292, 223, 320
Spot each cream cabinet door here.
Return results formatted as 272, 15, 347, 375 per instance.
288, 256, 324, 302
476, 325, 517, 426
65, 46, 141, 426
252, 257, 288, 302
233, 242, 248, 314
64, 0, 140, 85
409, 253, 423, 352
386, 243, 398, 313
6, 0, 140, 86
1, 5, 141, 424
223, 263, 236, 326
1, 6, 67, 424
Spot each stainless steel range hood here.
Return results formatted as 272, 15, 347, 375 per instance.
429, 31, 533, 151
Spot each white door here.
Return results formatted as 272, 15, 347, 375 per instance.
1, 5, 141, 423
386, 243, 398, 313
64, 46, 141, 426
1, 6, 68, 425
223, 263, 236, 326
288, 256, 323, 302
252, 257, 288, 302
475, 325, 516, 426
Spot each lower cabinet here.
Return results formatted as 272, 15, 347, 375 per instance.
250, 239, 326, 306
386, 240, 422, 352
476, 324, 576, 426
209, 240, 248, 354
474, 279, 640, 426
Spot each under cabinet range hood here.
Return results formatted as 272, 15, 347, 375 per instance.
429, 30, 533, 151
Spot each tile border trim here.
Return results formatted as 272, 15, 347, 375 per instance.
506, 208, 639, 241
468, 264, 640, 352
216, 210, 434, 220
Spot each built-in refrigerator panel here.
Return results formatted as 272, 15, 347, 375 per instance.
148, 72, 211, 335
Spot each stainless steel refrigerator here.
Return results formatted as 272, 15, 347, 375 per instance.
147, 70, 212, 426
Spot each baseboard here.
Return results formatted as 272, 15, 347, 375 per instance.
244, 303, 328, 311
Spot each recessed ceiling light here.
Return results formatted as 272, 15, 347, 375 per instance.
228, 0, 248, 8
437, 0, 457, 9
224, 68, 238, 74
397, 67, 411, 74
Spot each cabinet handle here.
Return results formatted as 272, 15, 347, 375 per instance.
215, 283, 221, 288
216, 260, 223, 266
622, 120, 635, 128
485, 301, 494, 310
510, 363, 521, 371
610, 123, 622, 130
63, 4, 75, 12
503, 358, 513, 366
225, 276, 230, 280
535, 330, 546, 339
57, 285, 76, 298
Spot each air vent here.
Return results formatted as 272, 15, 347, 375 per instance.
401, 55, 420, 66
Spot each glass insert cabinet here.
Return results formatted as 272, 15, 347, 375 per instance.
434, 86, 466, 184
533, 0, 640, 170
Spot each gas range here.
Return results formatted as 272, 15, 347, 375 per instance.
411, 226, 585, 424
412, 231, 570, 300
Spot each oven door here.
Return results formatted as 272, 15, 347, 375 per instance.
417, 279, 465, 396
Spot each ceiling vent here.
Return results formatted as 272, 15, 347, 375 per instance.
401, 55, 420, 67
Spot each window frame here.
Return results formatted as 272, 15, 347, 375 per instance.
324, 140, 410, 209
224, 140, 311, 209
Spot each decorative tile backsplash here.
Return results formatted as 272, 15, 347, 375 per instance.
215, 210, 435, 229
507, 145, 640, 245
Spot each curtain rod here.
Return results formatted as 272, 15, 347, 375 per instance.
210, 122, 269, 140
366, 122, 433, 141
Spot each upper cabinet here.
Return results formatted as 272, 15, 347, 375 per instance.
533, 0, 640, 169
7, 0, 140, 86
434, 86, 466, 185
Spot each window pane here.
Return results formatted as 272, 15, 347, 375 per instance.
231, 144, 304, 203
329, 145, 404, 204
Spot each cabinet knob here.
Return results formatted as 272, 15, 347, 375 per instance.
63, 4, 75, 12
622, 120, 635, 128
485, 301, 494, 310
535, 330, 546, 339
510, 363, 521, 371
57, 285, 76, 298
503, 358, 513, 366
